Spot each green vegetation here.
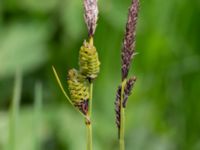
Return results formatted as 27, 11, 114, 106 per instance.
0, 0, 200, 150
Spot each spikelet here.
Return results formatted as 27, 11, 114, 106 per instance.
123, 76, 137, 107
67, 69, 89, 115
115, 76, 136, 136
83, 0, 98, 37
115, 86, 121, 134
121, 0, 139, 80
79, 40, 100, 80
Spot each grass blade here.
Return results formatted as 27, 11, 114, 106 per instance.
33, 82, 43, 150
9, 70, 22, 150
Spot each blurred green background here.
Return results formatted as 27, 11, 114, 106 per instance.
0, 0, 200, 149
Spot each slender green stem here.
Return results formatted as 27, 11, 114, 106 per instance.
86, 82, 93, 150
86, 123, 92, 150
52, 66, 72, 103
85, 36, 94, 150
89, 37, 94, 46
88, 83, 93, 116
119, 80, 126, 150
88, 36, 94, 117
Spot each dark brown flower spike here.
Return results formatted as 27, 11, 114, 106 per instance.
83, 0, 99, 37
115, 86, 121, 131
122, 0, 139, 80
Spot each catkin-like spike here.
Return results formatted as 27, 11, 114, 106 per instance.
79, 40, 100, 80
67, 69, 89, 115
122, 0, 139, 80
83, 0, 98, 37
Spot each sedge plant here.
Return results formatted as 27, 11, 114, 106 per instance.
52, 0, 100, 150
115, 0, 140, 150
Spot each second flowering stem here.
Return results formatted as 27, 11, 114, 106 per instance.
120, 80, 127, 150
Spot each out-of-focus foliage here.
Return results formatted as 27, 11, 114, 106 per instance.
0, 0, 200, 150
0, 23, 49, 78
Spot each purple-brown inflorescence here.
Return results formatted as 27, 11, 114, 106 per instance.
115, 86, 121, 130
83, 0, 99, 37
121, 0, 139, 80
123, 77, 137, 108
115, 77, 137, 135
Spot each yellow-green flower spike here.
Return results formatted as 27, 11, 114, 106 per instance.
67, 69, 89, 115
79, 40, 100, 80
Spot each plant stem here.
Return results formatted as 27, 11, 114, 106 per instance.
85, 36, 94, 150
120, 80, 126, 150
86, 123, 92, 150
89, 37, 94, 46
86, 82, 93, 150
88, 83, 93, 116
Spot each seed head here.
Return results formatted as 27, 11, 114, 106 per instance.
67, 69, 89, 115
123, 76, 137, 107
115, 86, 121, 131
122, 0, 139, 80
79, 40, 100, 80
83, 0, 99, 37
